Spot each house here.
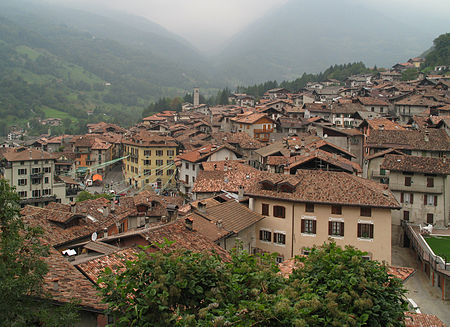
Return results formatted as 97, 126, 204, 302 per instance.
292, 93, 315, 107
394, 95, 442, 123
381, 154, 449, 229
122, 131, 178, 191
357, 97, 390, 115
265, 88, 290, 100
331, 102, 366, 128
245, 171, 399, 263
0, 147, 67, 206
211, 132, 263, 167
177, 144, 242, 196
71, 135, 113, 177
365, 129, 450, 158
313, 86, 341, 102
407, 57, 425, 68
231, 113, 275, 142
276, 117, 308, 135
87, 122, 127, 134
184, 199, 265, 252
362, 148, 405, 182
303, 103, 332, 121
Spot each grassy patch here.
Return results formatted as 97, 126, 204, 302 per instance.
424, 235, 450, 259
41, 106, 78, 122
15, 45, 41, 60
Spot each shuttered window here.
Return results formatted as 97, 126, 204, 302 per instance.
259, 230, 271, 242
301, 219, 316, 234
357, 223, 374, 239
328, 221, 344, 237
273, 206, 286, 218
273, 233, 286, 245
262, 203, 269, 216
360, 207, 372, 217
331, 205, 342, 215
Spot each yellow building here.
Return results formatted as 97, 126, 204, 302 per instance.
122, 131, 178, 191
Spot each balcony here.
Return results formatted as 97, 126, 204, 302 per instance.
254, 128, 274, 133
30, 172, 44, 179
389, 182, 443, 194
371, 170, 388, 179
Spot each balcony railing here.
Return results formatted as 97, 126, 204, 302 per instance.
30, 172, 44, 178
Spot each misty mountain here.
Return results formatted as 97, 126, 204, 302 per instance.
216, 0, 442, 84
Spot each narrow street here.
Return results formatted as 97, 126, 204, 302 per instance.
392, 246, 450, 325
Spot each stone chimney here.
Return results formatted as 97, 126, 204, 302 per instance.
238, 185, 245, 200
424, 131, 430, 142
185, 217, 193, 230
197, 201, 207, 214
70, 202, 76, 213
216, 220, 223, 229
103, 205, 109, 217
443, 155, 446, 163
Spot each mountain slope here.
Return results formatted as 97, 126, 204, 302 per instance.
216, 0, 441, 84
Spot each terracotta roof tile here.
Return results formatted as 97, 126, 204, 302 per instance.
381, 154, 450, 175
245, 171, 400, 209
405, 313, 447, 327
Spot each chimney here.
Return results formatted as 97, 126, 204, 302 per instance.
249, 197, 255, 211
238, 185, 245, 200
216, 220, 223, 229
70, 202, 76, 213
185, 217, 193, 230
103, 228, 108, 238
111, 199, 116, 212
103, 205, 109, 217
424, 131, 430, 142
443, 155, 446, 163
379, 124, 384, 130
29, 149, 32, 160
197, 201, 207, 214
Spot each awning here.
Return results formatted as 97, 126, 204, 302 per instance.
92, 174, 103, 182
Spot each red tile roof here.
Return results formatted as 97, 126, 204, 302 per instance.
381, 154, 450, 175
245, 171, 400, 209
405, 313, 447, 327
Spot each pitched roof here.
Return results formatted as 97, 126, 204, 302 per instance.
197, 200, 264, 235
245, 171, 399, 209
178, 144, 240, 163
184, 212, 230, 242
381, 154, 450, 175
2, 147, 56, 162
232, 112, 273, 124
287, 149, 362, 173
366, 129, 450, 152
365, 118, 405, 131
358, 97, 389, 106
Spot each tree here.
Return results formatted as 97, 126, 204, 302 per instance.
401, 68, 419, 81
99, 242, 407, 326
76, 190, 113, 202
0, 179, 79, 326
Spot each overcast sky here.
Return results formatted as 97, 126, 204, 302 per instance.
53, 0, 450, 53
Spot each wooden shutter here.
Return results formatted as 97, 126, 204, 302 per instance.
410, 194, 414, 204
400, 192, 404, 203
369, 224, 374, 238
259, 230, 263, 240
312, 220, 317, 234
340, 222, 345, 236
357, 223, 362, 238
434, 196, 438, 206
301, 219, 305, 233
328, 221, 332, 235
424, 195, 427, 205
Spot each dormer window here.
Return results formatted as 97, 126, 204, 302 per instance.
278, 182, 295, 193
260, 180, 275, 191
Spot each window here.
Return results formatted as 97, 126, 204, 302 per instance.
144, 169, 151, 176
427, 213, 434, 224
18, 191, 27, 198
43, 167, 51, 173
185, 163, 189, 169
259, 230, 271, 242
424, 195, 437, 206
427, 178, 434, 188
273, 232, 286, 245
275, 256, 284, 264
44, 177, 49, 184
167, 160, 174, 165
360, 207, 372, 217
156, 150, 163, 156
20, 161, 24, 165
167, 169, 174, 176
156, 160, 163, 166
185, 175, 189, 183
301, 219, 316, 234
34, 160, 38, 164
262, 203, 269, 216
273, 205, 286, 218
331, 205, 342, 215
32, 168, 40, 174
18, 169, 27, 175
32, 190, 41, 198
192, 176, 195, 183
43, 189, 51, 196
118, 222, 125, 233
167, 150, 174, 156
32, 178, 40, 185
144, 160, 151, 165
329, 221, 344, 237
302, 249, 311, 255
305, 203, 314, 212
404, 176, 411, 186
144, 150, 151, 156
18, 179, 27, 186
403, 211, 410, 221
357, 223, 374, 239
400, 192, 414, 204
156, 169, 163, 176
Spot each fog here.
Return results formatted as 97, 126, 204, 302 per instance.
50, 0, 450, 54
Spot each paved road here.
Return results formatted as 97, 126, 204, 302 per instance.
86, 164, 131, 195
392, 246, 450, 324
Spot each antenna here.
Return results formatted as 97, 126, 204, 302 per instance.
91, 232, 98, 242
